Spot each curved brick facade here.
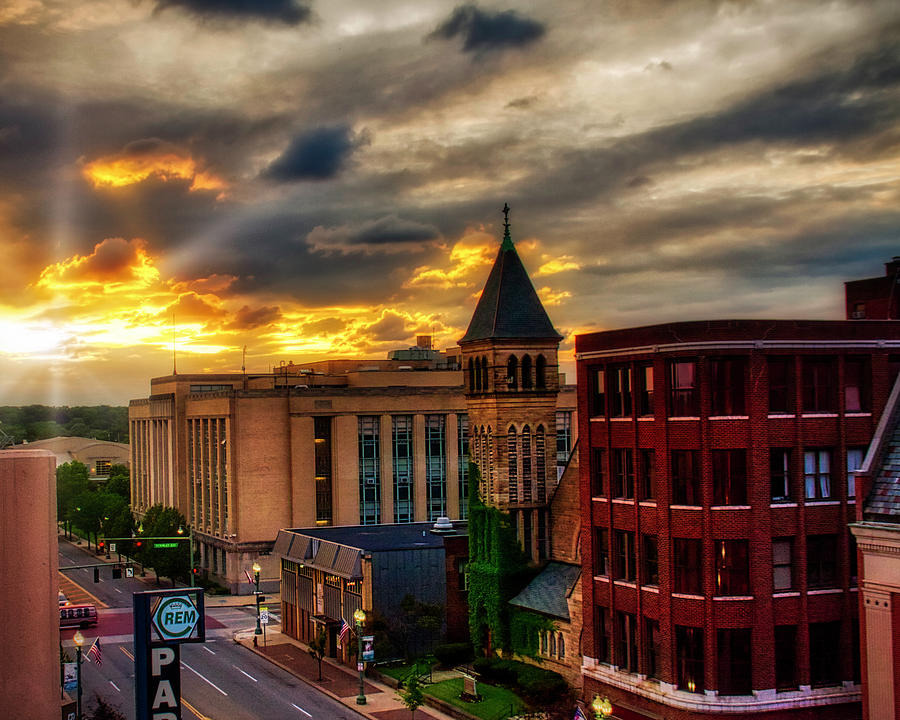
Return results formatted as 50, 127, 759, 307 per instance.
576, 319, 900, 720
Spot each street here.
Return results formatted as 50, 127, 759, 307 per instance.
59, 537, 361, 720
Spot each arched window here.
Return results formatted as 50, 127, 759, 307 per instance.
536, 355, 547, 389
558, 632, 565, 658
487, 426, 495, 500
521, 425, 532, 502
507, 426, 518, 504
522, 355, 533, 389
535, 424, 546, 503
507, 355, 518, 389
468, 357, 476, 392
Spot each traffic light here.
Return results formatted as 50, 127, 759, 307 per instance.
98, 541, 105, 551
135, 540, 143, 549
256, 595, 266, 603
93, 567, 100, 583
112, 565, 122, 579
191, 567, 200, 576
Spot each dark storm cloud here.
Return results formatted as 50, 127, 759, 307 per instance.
505, 36, 900, 220
227, 305, 283, 330
306, 215, 441, 255
154, 0, 313, 25
263, 125, 368, 181
430, 4, 546, 53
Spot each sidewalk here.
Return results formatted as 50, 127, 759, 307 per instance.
234, 625, 468, 720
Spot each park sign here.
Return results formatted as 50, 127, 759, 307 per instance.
134, 588, 205, 720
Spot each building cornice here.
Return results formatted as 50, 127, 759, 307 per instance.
576, 339, 900, 361
582, 660, 860, 713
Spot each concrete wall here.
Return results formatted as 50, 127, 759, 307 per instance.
0, 449, 59, 718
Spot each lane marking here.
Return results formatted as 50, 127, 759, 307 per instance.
115, 588, 122, 594
291, 703, 312, 717
109, 681, 120, 692
182, 698, 214, 720
233, 666, 257, 682
120, 647, 134, 661
181, 661, 228, 696
203, 646, 215, 655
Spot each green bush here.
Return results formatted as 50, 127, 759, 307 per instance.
433, 642, 473, 668
471, 656, 567, 705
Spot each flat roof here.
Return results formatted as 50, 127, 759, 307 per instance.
284, 521, 468, 553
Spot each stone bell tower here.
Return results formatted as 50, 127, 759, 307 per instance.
459, 204, 563, 561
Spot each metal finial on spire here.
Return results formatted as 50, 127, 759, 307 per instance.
501, 202, 514, 250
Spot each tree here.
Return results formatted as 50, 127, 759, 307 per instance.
86, 694, 127, 720
57, 461, 90, 523
398, 671, 424, 719
138, 504, 189, 584
104, 465, 130, 503
308, 626, 327, 681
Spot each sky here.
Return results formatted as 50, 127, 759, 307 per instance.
0, 0, 898, 407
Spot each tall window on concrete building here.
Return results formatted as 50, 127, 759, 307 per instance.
425, 415, 447, 520
358, 416, 380, 525
675, 626, 704, 693
768, 357, 794, 413
802, 357, 837, 413
535, 425, 546, 503
458, 414, 469, 519
669, 359, 699, 416
392, 416, 413, 523
315, 417, 333, 525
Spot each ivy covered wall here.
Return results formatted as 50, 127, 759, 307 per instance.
467, 462, 537, 655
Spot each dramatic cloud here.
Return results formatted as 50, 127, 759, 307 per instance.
154, 0, 313, 25
82, 138, 226, 196
1, 0, 899, 403
264, 125, 369, 181
430, 4, 546, 53
306, 215, 441, 255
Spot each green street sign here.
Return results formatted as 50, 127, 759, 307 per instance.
154, 542, 179, 549
152, 594, 200, 641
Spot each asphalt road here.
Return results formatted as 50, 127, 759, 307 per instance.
59, 537, 361, 720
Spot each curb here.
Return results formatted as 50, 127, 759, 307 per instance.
232, 634, 371, 719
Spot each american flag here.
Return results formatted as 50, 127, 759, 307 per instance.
339, 619, 351, 648
244, 569, 254, 585
87, 638, 102, 666
573, 708, 588, 720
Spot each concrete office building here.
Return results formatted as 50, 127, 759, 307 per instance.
129, 342, 576, 592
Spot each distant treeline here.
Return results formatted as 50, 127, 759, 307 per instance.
0, 405, 129, 444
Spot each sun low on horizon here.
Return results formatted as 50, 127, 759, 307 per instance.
1, 0, 898, 405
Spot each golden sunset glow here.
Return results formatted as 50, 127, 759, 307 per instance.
0, 0, 895, 405
82, 149, 226, 196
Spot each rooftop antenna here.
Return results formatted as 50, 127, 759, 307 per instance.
172, 312, 177, 376
242, 345, 247, 374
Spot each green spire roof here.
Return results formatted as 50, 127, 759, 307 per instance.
460, 204, 563, 344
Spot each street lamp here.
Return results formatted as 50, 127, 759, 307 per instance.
73, 630, 84, 720
177, 525, 196, 587
591, 695, 613, 719
353, 607, 367, 705
253, 562, 262, 635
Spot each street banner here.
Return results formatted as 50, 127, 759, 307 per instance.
63, 662, 77, 694
362, 635, 374, 661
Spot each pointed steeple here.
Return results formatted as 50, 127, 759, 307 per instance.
460, 204, 563, 343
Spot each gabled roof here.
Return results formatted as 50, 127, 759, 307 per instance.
863, 379, 900, 520
460, 210, 562, 344
508, 562, 581, 620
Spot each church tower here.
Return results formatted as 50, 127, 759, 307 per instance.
460, 204, 563, 562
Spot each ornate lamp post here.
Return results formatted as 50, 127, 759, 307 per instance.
253, 562, 262, 635
73, 630, 84, 720
353, 607, 367, 705
591, 695, 613, 719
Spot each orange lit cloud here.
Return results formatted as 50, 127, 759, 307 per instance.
82, 139, 226, 196
36, 237, 159, 290
405, 229, 495, 289
537, 255, 581, 276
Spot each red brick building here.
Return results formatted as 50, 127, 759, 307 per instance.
845, 256, 900, 320
576, 319, 900, 719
